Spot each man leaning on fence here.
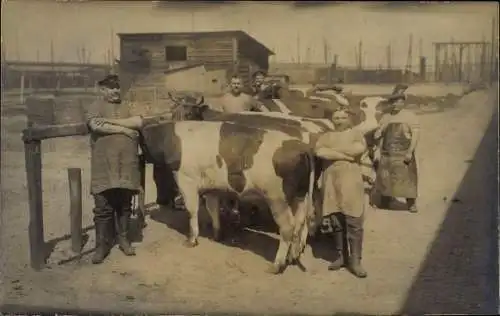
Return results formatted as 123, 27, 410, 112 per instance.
85, 74, 144, 264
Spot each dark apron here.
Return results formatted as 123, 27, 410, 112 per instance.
89, 100, 141, 195
375, 122, 418, 198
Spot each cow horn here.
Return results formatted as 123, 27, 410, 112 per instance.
196, 95, 205, 106
168, 92, 178, 102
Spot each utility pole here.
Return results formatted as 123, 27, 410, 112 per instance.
323, 37, 328, 65
296, 32, 301, 64
387, 42, 392, 70
358, 40, 363, 70
490, 13, 498, 83
15, 30, 20, 60
110, 26, 115, 67
405, 33, 413, 78
50, 40, 54, 63
418, 37, 423, 58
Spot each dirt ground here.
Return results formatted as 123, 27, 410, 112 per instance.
0, 84, 498, 315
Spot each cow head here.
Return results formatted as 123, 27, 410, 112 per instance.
168, 92, 209, 121
259, 82, 282, 99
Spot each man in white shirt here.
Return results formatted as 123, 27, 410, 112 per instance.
220, 75, 268, 113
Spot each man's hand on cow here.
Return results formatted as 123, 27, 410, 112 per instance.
122, 128, 139, 139
404, 151, 413, 164
314, 147, 325, 155
93, 117, 107, 127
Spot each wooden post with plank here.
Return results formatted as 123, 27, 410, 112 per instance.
21, 101, 173, 269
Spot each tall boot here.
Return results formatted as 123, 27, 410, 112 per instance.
346, 218, 367, 278
328, 229, 346, 271
379, 195, 392, 209
92, 219, 113, 264
116, 210, 136, 256
407, 198, 418, 213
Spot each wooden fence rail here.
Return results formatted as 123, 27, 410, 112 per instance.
22, 114, 172, 270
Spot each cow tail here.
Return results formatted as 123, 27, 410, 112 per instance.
288, 149, 316, 263
299, 151, 316, 256
306, 151, 316, 235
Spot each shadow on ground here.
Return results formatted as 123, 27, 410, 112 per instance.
399, 92, 499, 314
148, 204, 283, 263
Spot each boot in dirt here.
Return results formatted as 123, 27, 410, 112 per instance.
347, 228, 367, 278
328, 229, 347, 271
92, 219, 113, 264
116, 209, 136, 256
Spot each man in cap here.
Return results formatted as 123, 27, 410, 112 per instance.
373, 85, 420, 213
85, 74, 145, 264
249, 70, 267, 97
247, 69, 283, 100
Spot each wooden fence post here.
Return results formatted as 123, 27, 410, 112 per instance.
24, 139, 45, 270
138, 154, 146, 227
68, 168, 83, 254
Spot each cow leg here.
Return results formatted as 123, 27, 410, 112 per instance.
266, 200, 295, 275
204, 193, 222, 242
176, 174, 201, 248
288, 197, 310, 267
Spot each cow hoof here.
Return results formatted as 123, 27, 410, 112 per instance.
229, 236, 242, 245
213, 232, 223, 242
266, 264, 284, 275
183, 239, 198, 248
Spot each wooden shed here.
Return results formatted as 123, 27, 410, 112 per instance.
117, 30, 274, 96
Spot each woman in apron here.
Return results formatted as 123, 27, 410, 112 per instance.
373, 93, 420, 213
315, 107, 368, 278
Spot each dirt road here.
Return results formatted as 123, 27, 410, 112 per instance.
1, 86, 498, 314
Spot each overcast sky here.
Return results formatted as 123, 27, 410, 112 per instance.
1, 1, 497, 69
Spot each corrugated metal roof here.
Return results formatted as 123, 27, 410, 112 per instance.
117, 30, 274, 56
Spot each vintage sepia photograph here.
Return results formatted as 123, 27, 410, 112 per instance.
1, 0, 499, 314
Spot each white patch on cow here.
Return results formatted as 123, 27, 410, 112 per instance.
242, 131, 291, 193
303, 117, 335, 131
355, 96, 384, 135
301, 131, 310, 144
175, 121, 229, 189
297, 120, 324, 134
309, 92, 349, 107
308, 96, 331, 102
238, 111, 291, 119
334, 94, 350, 107
272, 99, 292, 114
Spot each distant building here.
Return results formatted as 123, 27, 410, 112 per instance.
117, 30, 274, 97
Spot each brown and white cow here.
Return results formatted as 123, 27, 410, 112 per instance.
161, 91, 388, 232
139, 120, 316, 274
